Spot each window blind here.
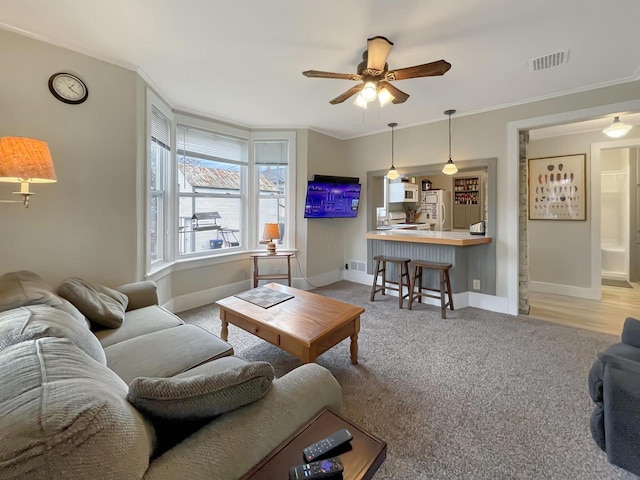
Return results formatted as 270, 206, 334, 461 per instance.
255, 140, 288, 165
177, 125, 248, 163
151, 107, 170, 149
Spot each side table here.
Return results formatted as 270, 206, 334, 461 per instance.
251, 252, 293, 288
240, 408, 387, 480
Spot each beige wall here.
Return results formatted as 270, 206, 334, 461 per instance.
343, 81, 640, 300
0, 29, 139, 287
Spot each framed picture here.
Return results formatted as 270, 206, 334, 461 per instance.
528, 154, 586, 221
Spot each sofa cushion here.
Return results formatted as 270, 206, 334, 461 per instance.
127, 357, 274, 420
0, 270, 87, 325
0, 337, 155, 480
58, 277, 128, 328
0, 306, 106, 365
104, 324, 233, 384
94, 305, 184, 348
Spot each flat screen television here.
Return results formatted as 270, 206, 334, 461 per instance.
304, 181, 361, 218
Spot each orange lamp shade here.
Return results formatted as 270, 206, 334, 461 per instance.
0, 137, 57, 183
262, 223, 280, 241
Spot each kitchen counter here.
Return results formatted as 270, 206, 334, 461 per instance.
366, 230, 492, 246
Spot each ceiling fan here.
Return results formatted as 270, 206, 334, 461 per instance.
302, 36, 451, 108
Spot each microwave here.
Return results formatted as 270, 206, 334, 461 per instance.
389, 182, 418, 203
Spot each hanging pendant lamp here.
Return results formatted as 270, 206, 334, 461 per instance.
386, 122, 399, 179
442, 109, 458, 175
603, 116, 632, 138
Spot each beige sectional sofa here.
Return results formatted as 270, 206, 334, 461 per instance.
0, 271, 342, 479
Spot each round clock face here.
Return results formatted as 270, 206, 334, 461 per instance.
48, 72, 88, 104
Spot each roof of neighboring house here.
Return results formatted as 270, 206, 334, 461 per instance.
179, 163, 277, 191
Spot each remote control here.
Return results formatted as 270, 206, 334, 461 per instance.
289, 457, 344, 480
303, 428, 353, 462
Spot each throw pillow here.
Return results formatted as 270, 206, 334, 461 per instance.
58, 278, 128, 328
127, 359, 275, 420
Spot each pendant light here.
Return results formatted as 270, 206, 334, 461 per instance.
442, 109, 458, 175
386, 122, 399, 179
603, 116, 632, 138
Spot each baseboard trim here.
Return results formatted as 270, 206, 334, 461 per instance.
528, 281, 599, 300
344, 271, 509, 314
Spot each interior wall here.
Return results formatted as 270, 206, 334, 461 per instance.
0, 28, 139, 287
343, 80, 640, 306
305, 130, 352, 280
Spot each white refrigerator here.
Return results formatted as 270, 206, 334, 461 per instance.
421, 190, 452, 231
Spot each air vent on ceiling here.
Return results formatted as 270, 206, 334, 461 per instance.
528, 49, 569, 72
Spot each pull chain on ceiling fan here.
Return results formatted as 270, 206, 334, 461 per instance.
303, 36, 451, 108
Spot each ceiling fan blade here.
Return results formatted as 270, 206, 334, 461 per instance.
329, 84, 364, 105
303, 70, 362, 81
379, 81, 409, 104
386, 60, 452, 81
366, 36, 394, 72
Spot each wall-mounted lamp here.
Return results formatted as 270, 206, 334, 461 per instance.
603, 116, 632, 138
0, 137, 56, 208
441, 109, 458, 175
262, 223, 280, 254
386, 122, 399, 180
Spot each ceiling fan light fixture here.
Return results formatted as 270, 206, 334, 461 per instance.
361, 81, 378, 102
378, 87, 394, 107
442, 109, 458, 175
386, 122, 400, 179
603, 116, 632, 138
353, 93, 368, 109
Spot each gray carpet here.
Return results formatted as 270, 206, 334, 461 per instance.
178, 281, 636, 479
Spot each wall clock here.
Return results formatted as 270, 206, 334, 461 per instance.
48, 72, 89, 105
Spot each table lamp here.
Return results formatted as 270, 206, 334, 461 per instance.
262, 223, 280, 254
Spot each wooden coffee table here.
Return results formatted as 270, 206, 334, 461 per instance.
240, 408, 387, 480
216, 283, 365, 364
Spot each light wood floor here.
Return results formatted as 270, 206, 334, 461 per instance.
528, 282, 640, 336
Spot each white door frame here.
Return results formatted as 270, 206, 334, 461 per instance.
506, 99, 640, 315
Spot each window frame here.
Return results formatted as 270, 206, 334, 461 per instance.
252, 131, 296, 250
146, 90, 174, 274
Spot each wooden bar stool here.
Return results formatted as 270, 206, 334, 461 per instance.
370, 255, 411, 308
408, 260, 454, 318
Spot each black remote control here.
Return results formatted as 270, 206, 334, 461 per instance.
303, 428, 353, 462
289, 457, 344, 480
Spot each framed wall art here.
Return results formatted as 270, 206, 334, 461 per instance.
528, 154, 586, 221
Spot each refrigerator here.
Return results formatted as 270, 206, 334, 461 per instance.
421, 190, 452, 231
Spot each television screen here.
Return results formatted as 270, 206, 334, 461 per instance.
304, 181, 361, 218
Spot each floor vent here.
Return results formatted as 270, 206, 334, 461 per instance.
528, 49, 569, 72
349, 260, 367, 272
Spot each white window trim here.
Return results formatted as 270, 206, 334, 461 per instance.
146, 89, 174, 275
251, 131, 296, 250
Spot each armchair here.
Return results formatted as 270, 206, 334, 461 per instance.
588, 317, 640, 475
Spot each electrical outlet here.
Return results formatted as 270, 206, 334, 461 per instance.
345, 263, 349, 270
473, 279, 481, 290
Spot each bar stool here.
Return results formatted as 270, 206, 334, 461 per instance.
370, 255, 411, 308
408, 260, 454, 318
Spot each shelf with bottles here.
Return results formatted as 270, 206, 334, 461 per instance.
454, 191, 480, 205
453, 177, 480, 192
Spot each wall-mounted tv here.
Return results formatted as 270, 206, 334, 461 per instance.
304, 181, 361, 219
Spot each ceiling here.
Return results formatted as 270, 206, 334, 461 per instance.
2, 0, 640, 139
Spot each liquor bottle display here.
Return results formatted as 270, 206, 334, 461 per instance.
453, 176, 482, 229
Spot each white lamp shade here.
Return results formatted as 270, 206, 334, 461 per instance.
442, 159, 458, 175
378, 87, 394, 107
386, 166, 399, 179
603, 117, 632, 138
361, 82, 378, 102
353, 94, 368, 109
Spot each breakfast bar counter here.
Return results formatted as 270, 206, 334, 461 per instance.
366, 229, 495, 295
365, 229, 492, 246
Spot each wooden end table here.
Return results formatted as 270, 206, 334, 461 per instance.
240, 408, 387, 480
251, 252, 293, 288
